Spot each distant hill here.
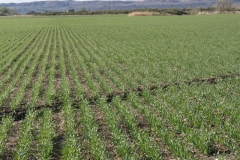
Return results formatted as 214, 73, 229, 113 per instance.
0, 0, 239, 14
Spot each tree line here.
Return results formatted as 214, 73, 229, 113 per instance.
216, 0, 234, 11
0, 0, 238, 16
0, 6, 16, 16
28, 8, 213, 16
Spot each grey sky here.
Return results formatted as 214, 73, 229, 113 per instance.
1, 0, 34, 3
0, 0, 113, 4
0, 0, 49, 3
0, 0, 134, 3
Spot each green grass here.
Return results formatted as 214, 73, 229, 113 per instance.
0, 14, 239, 159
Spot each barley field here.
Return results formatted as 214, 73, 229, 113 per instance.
0, 14, 240, 159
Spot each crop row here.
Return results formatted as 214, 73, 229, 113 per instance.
0, 15, 240, 159
0, 77, 239, 159
1, 16, 240, 110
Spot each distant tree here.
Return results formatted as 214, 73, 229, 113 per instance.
27, 10, 37, 15
216, 0, 234, 11
80, 7, 86, 12
0, 6, 17, 15
0, 7, 10, 15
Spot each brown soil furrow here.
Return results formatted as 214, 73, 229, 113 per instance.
69, 49, 90, 98
92, 106, 119, 159
77, 29, 132, 91
52, 111, 65, 160
1, 120, 23, 159
60, 25, 91, 98
54, 24, 62, 99
74, 108, 93, 160
153, 95, 234, 158
1, 27, 50, 109
61, 42, 78, 103
0, 101, 62, 122
79, 42, 120, 94
144, 99, 207, 159
29, 118, 41, 160
106, 73, 240, 102
18, 46, 47, 107
37, 71, 49, 107
67, 73, 77, 103
126, 102, 174, 159
64, 25, 121, 96
99, 70, 121, 94
83, 59, 104, 97
3, 56, 40, 109
54, 55, 61, 99
1, 73, 239, 122
0, 27, 45, 78
37, 42, 55, 107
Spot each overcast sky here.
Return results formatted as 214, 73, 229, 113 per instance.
0, 0, 36, 3
0, 0, 120, 3
1, 0, 132, 3
1, 0, 43, 3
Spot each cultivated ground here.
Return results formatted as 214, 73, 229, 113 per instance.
0, 14, 240, 159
